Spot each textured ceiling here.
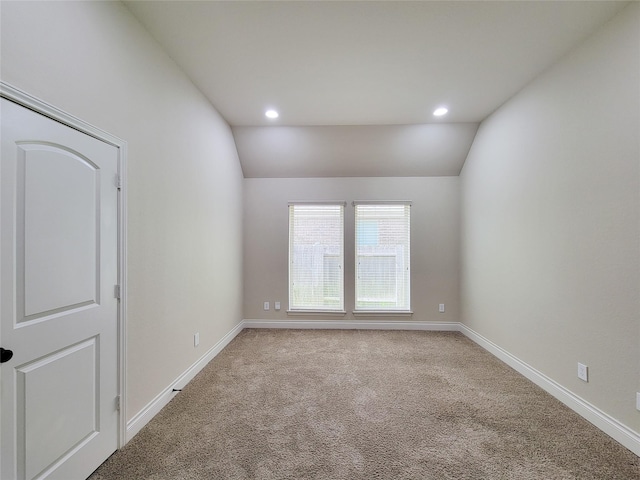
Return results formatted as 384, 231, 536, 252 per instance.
126, 1, 627, 177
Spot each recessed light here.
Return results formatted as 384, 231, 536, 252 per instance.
265, 109, 279, 119
433, 107, 448, 117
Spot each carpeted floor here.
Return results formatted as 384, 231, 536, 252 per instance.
90, 329, 639, 479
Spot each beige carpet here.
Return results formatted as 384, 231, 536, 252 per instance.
90, 329, 639, 479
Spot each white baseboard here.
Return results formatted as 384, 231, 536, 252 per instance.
458, 323, 640, 456
125, 321, 244, 442
242, 319, 459, 331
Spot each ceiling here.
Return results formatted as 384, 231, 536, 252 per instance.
125, 1, 628, 177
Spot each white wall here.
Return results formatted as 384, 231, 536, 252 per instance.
460, 3, 639, 434
1, 1, 244, 421
244, 177, 459, 324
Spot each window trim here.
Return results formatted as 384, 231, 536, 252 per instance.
351, 201, 413, 206
354, 201, 411, 312
352, 310, 413, 316
288, 202, 346, 313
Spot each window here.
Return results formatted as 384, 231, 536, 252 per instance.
355, 203, 410, 311
289, 203, 344, 311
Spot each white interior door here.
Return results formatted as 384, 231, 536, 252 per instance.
1, 98, 119, 480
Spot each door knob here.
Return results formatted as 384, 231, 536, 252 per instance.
1, 347, 13, 363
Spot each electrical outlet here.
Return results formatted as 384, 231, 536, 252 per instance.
275, 301, 281, 310
636, 392, 640, 411
263, 301, 270, 311
577, 363, 588, 382
438, 304, 445, 313
194, 332, 199, 347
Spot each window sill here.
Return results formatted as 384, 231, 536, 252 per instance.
287, 310, 347, 316
352, 310, 413, 317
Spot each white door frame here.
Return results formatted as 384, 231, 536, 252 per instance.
0, 81, 128, 449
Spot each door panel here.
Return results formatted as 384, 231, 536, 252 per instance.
17, 337, 98, 480
19, 143, 99, 321
1, 98, 119, 480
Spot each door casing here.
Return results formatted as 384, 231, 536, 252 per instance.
0, 81, 128, 450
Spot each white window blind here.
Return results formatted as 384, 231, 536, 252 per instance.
355, 203, 410, 311
289, 204, 344, 311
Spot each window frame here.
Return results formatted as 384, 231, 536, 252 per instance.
353, 201, 411, 314
288, 202, 346, 314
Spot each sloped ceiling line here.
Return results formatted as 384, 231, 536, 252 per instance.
125, 1, 627, 178
233, 123, 479, 178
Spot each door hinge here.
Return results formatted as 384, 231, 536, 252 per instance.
114, 284, 121, 299
115, 395, 121, 412
115, 174, 122, 190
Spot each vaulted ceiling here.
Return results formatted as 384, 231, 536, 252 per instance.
125, 1, 627, 177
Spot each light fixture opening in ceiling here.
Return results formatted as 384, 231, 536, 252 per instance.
433, 107, 449, 117
265, 109, 279, 119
